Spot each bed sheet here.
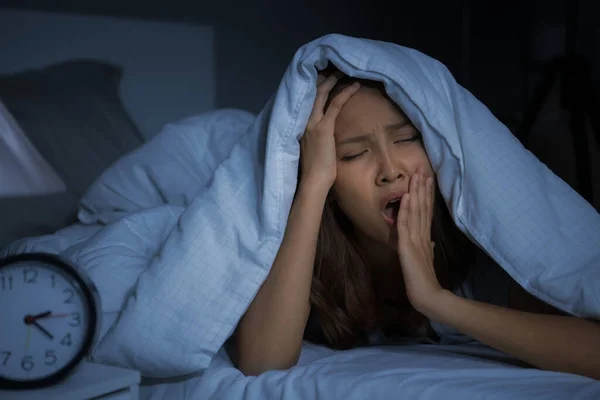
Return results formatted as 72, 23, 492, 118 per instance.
139, 342, 600, 400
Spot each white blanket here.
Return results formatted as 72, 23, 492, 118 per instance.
3, 34, 599, 378
140, 344, 600, 400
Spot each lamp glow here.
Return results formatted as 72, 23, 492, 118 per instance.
0, 100, 66, 197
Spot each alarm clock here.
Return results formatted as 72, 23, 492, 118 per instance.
0, 252, 101, 389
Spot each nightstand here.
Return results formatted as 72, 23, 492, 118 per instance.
0, 361, 141, 400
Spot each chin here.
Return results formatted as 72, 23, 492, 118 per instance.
371, 226, 398, 251
385, 235, 398, 250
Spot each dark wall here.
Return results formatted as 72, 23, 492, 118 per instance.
0, 0, 523, 117
1, 0, 598, 205
1, 0, 598, 124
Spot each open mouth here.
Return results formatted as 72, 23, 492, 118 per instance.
382, 197, 402, 225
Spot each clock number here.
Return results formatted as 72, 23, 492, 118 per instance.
45, 350, 57, 366
23, 268, 38, 284
0, 275, 12, 290
63, 288, 74, 304
60, 333, 72, 347
1, 351, 10, 365
69, 312, 81, 327
21, 356, 34, 371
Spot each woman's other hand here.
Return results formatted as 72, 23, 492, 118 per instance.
396, 167, 445, 315
300, 72, 360, 192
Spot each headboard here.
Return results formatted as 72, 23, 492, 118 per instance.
0, 9, 215, 140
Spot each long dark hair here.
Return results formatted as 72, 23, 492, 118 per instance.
302, 68, 477, 349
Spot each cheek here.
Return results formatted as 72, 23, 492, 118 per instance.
407, 146, 434, 175
421, 158, 434, 176
332, 171, 372, 215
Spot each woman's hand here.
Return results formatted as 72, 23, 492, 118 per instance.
396, 167, 445, 315
300, 72, 360, 192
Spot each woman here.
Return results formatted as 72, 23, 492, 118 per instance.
234, 69, 600, 379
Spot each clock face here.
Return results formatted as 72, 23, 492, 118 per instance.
0, 258, 93, 382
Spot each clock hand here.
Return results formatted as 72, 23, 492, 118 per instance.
31, 321, 54, 340
24, 311, 51, 324
41, 313, 69, 319
31, 310, 52, 319
23, 311, 57, 340
25, 325, 31, 350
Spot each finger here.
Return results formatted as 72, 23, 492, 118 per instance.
397, 193, 410, 237
409, 173, 420, 238
318, 70, 344, 87
418, 174, 428, 233
308, 73, 344, 127
316, 73, 327, 86
320, 82, 361, 127
426, 176, 435, 224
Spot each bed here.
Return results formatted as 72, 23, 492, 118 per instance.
1, 11, 599, 400
137, 343, 600, 400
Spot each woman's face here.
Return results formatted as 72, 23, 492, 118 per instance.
332, 85, 435, 250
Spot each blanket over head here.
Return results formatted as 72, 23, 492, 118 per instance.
4, 34, 599, 378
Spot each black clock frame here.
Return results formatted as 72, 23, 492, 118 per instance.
0, 252, 99, 390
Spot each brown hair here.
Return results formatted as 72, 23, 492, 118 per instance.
302, 66, 476, 349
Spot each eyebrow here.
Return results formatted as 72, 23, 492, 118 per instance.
337, 121, 411, 145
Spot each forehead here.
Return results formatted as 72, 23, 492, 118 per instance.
334, 86, 407, 135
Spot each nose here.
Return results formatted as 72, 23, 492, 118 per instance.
376, 152, 406, 186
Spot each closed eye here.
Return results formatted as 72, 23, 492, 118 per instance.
341, 151, 367, 161
394, 134, 420, 145
341, 135, 420, 162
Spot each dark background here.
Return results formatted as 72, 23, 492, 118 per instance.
1, 0, 599, 206
2, 0, 599, 116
